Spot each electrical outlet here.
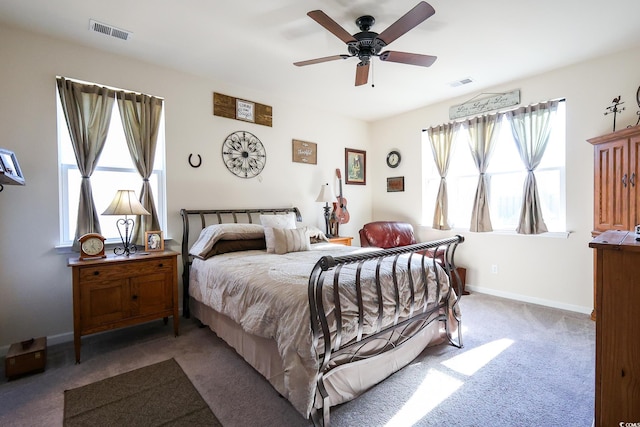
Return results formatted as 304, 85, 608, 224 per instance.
491, 264, 498, 274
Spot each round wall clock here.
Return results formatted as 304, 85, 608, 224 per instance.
386, 150, 401, 168
222, 131, 266, 178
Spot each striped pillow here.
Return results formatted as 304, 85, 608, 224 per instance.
272, 227, 310, 255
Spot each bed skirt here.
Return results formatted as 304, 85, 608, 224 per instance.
191, 298, 450, 416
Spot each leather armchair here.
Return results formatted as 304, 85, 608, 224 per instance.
359, 221, 417, 249
359, 221, 467, 294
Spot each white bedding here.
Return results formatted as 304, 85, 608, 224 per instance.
189, 242, 455, 417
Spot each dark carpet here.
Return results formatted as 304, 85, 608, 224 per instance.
63, 358, 221, 426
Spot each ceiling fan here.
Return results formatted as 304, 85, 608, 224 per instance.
294, 1, 437, 86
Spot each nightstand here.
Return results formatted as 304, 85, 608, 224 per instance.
68, 250, 179, 363
328, 236, 353, 246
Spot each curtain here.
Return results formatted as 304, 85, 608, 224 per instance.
465, 114, 502, 232
507, 100, 559, 234
56, 77, 115, 248
426, 123, 456, 230
116, 91, 163, 244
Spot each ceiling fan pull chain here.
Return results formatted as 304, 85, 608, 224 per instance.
371, 60, 375, 88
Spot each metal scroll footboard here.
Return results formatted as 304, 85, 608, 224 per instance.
308, 235, 465, 427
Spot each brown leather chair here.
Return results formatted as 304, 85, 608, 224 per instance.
358, 221, 468, 294
359, 221, 417, 249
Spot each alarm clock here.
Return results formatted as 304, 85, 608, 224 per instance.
635, 224, 640, 241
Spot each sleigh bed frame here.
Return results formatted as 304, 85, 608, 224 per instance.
180, 207, 464, 426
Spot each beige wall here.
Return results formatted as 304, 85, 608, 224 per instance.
0, 24, 371, 349
369, 45, 640, 313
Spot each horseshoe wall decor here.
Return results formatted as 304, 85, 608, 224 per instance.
188, 153, 202, 168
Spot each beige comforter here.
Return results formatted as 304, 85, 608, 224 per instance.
189, 242, 454, 417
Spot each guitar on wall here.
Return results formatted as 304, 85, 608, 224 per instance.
335, 168, 350, 224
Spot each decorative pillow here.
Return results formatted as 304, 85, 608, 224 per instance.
204, 238, 266, 258
189, 223, 265, 259
260, 213, 297, 253
272, 227, 311, 255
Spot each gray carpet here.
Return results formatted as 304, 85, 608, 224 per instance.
0, 293, 595, 426
63, 358, 221, 426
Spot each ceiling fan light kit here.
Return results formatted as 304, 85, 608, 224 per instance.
294, 1, 437, 87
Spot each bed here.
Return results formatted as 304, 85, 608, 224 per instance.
180, 207, 464, 426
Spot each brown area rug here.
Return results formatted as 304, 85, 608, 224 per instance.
63, 358, 221, 426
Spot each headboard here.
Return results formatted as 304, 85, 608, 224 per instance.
179, 207, 301, 317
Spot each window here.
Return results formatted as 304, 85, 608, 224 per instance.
57, 84, 166, 246
422, 101, 565, 232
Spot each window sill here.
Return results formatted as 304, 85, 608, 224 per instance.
421, 226, 571, 239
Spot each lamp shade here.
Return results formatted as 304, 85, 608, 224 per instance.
315, 183, 335, 203
102, 190, 151, 216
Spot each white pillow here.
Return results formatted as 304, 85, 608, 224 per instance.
272, 227, 310, 255
260, 213, 297, 253
189, 223, 265, 258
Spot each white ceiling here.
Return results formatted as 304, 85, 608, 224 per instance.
1, 0, 639, 122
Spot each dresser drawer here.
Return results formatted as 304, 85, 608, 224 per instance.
79, 257, 173, 283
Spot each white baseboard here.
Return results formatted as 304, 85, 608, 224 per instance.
465, 284, 593, 315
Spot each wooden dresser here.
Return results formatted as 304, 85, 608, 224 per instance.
68, 250, 179, 363
589, 231, 640, 426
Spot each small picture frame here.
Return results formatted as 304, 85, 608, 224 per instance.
236, 99, 255, 123
144, 230, 164, 252
387, 176, 405, 192
345, 148, 366, 185
0, 148, 25, 185
292, 139, 317, 164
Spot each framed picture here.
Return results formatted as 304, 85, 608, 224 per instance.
345, 148, 366, 185
387, 176, 405, 192
0, 148, 25, 185
292, 139, 317, 164
235, 99, 255, 123
144, 230, 164, 252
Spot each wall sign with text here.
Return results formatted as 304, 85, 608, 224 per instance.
213, 92, 272, 127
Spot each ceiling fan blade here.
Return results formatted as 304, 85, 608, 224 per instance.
376, 1, 435, 46
379, 51, 437, 67
308, 10, 357, 44
355, 62, 370, 86
294, 54, 351, 67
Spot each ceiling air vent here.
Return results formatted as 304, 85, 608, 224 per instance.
89, 19, 133, 41
449, 77, 474, 88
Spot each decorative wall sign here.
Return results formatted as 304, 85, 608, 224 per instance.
449, 90, 520, 120
213, 92, 272, 127
292, 139, 317, 164
387, 176, 405, 192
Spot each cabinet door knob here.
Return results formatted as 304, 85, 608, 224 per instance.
93, 271, 100, 276
622, 174, 628, 188
631, 172, 636, 187
132, 295, 138, 300
158, 263, 164, 267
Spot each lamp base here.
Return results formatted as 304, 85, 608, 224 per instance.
113, 217, 137, 257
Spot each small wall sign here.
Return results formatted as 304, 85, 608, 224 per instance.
213, 92, 272, 127
292, 139, 317, 164
449, 90, 520, 120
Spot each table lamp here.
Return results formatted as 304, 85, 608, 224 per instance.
315, 183, 336, 237
102, 189, 151, 256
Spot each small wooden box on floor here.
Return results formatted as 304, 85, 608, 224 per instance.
5, 337, 47, 380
